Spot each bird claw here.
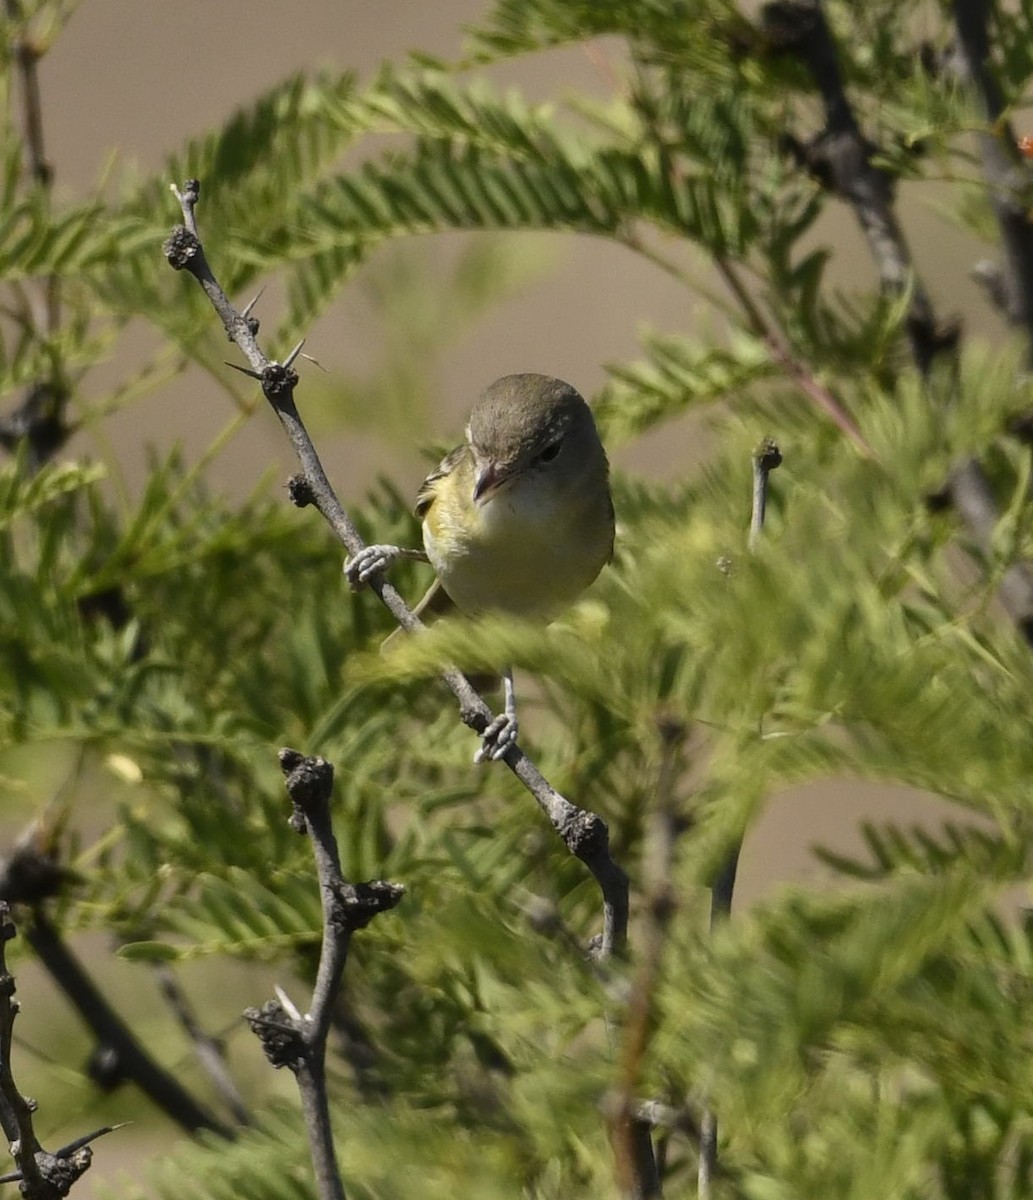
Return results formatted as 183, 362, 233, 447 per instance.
344, 545, 401, 589
474, 712, 519, 763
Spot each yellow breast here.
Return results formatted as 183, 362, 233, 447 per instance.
422, 458, 613, 619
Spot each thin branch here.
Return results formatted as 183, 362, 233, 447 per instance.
0, 0, 70, 468
153, 963, 252, 1127
952, 0, 1033, 363
748, 438, 783, 553
0, 901, 118, 1198
760, 1, 947, 373
26, 910, 229, 1137
698, 439, 780, 1198
0, 1126, 126, 1188
609, 716, 687, 1200
715, 255, 873, 457
164, 179, 629, 958
3, 0, 58, 337
759, 1, 1033, 646
245, 750, 405, 1200
625, 63, 873, 456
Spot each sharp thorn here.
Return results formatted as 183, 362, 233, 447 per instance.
225, 361, 262, 380
241, 286, 266, 318
283, 338, 306, 369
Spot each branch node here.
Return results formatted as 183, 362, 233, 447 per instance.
330, 880, 406, 933
557, 808, 610, 861
243, 1000, 306, 1071
162, 226, 200, 271
753, 438, 783, 473
287, 474, 316, 508
262, 362, 299, 398
279, 749, 334, 825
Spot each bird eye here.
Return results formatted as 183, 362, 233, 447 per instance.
538, 439, 563, 464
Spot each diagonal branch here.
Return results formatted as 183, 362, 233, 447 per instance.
761, 1, 948, 371
0, 0, 70, 469
164, 179, 629, 958
26, 910, 229, 1137
153, 963, 252, 1127
760, 0, 1033, 646
952, 0, 1033, 363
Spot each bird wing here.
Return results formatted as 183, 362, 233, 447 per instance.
415, 442, 468, 518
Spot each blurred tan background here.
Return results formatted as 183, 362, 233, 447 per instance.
5, 1, 1009, 1190
39, 0, 994, 888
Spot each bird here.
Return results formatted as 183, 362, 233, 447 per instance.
346, 373, 614, 762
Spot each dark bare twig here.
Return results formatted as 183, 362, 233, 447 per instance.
0, 813, 228, 1135
26, 910, 228, 1137
164, 179, 629, 957
761, 1, 950, 371
0, 0, 70, 468
245, 750, 404, 1200
952, 0, 1033, 362
3, 0, 57, 337
748, 438, 782, 553
609, 716, 686, 1200
153, 963, 252, 1127
0, 901, 127, 1198
760, 1, 1033, 646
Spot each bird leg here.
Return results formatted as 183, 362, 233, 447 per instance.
344, 545, 428, 588
474, 667, 518, 763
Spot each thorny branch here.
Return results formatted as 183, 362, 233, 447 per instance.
244, 750, 404, 1200
0, 902, 121, 1198
164, 178, 629, 958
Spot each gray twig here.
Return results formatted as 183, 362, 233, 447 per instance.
749, 439, 783, 554
245, 750, 405, 1200
0, 901, 126, 1197
153, 963, 252, 1127
26, 910, 227, 1136
952, 0, 1033, 361
698, 439, 781, 1197
761, 0, 948, 372
164, 179, 629, 957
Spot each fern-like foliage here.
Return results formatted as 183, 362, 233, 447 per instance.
7, 1, 1033, 1198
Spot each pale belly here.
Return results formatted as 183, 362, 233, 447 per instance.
423, 483, 612, 618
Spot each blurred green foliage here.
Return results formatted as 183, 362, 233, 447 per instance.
4, 0, 1033, 1197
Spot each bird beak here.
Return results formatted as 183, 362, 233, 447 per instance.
473, 460, 512, 504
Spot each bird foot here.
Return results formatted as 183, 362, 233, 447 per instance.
474, 712, 519, 763
344, 544, 403, 589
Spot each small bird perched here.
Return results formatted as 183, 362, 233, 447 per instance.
346, 373, 614, 763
